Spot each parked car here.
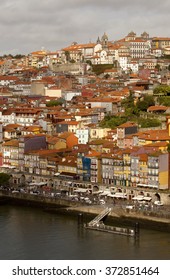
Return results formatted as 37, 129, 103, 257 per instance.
154, 201, 164, 206
12, 190, 20, 193
126, 205, 134, 210
99, 199, 105, 205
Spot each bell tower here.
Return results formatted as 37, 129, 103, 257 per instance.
101, 32, 108, 50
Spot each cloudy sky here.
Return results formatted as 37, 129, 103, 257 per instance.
0, 0, 169, 55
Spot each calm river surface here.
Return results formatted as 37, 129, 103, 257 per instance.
0, 205, 170, 260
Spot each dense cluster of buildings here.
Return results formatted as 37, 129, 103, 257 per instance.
0, 31, 170, 203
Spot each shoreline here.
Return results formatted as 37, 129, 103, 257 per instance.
1, 192, 170, 232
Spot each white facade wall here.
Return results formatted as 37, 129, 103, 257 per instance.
15, 116, 35, 126
127, 63, 139, 73
62, 91, 81, 101
118, 56, 128, 71
76, 128, 89, 144
0, 112, 15, 124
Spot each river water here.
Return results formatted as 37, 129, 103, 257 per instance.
0, 205, 170, 260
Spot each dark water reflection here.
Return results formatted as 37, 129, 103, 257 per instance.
0, 205, 170, 260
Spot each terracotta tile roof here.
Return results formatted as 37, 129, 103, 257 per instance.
147, 105, 168, 112
144, 141, 168, 148
4, 124, 22, 129
89, 139, 107, 145
118, 122, 137, 128
86, 150, 101, 157
2, 140, 19, 147
137, 129, 170, 141
58, 132, 75, 139
62, 43, 95, 52
139, 153, 148, 162
0, 75, 19, 81
57, 121, 79, 125
152, 37, 170, 41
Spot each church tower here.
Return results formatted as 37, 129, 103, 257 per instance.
96, 36, 101, 44
101, 32, 108, 49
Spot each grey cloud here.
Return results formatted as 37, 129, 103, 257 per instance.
0, 0, 170, 55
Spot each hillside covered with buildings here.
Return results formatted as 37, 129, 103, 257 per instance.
1, 31, 170, 205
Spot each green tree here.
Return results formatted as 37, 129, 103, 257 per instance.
0, 173, 10, 186
14, 54, 25, 59
153, 85, 170, 96
157, 96, 170, 106
46, 100, 63, 107
99, 115, 127, 129
136, 95, 155, 112
138, 118, 161, 128
122, 91, 139, 116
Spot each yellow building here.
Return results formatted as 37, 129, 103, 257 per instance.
122, 149, 131, 187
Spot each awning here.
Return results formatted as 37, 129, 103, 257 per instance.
107, 194, 117, 198
29, 182, 47, 186
147, 184, 158, 188
137, 184, 148, 187
99, 190, 111, 196
37, 182, 47, 186
112, 193, 127, 199
54, 173, 60, 176
132, 195, 144, 201
143, 196, 152, 201
74, 188, 87, 193
29, 182, 37, 186
93, 190, 103, 195
59, 172, 76, 178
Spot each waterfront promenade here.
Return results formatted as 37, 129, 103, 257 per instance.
1, 190, 170, 232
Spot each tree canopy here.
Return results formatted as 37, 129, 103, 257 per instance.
135, 95, 155, 112
46, 100, 63, 107
153, 85, 170, 96
0, 173, 10, 186
157, 96, 170, 106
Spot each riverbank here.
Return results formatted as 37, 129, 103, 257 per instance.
63, 205, 170, 232
1, 192, 170, 232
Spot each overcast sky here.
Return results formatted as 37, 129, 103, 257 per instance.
0, 0, 169, 55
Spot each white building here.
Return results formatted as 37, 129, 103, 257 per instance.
127, 61, 139, 73
118, 55, 129, 71
62, 91, 81, 101
0, 111, 15, 125
76, 128, 89, 144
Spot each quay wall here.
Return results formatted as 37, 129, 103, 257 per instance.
0, 191, 170, 232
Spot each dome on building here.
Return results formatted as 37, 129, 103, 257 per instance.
101, 32, 108, 41
127, 31, 136, 37
141, 31, 149, 38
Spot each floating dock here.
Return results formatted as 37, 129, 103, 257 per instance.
85, 223, 135, 236
84, 207, 137, 237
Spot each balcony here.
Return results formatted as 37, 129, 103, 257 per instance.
148, 173, 158, 177
91, 166, 97, 170
148, 165, 159, 169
